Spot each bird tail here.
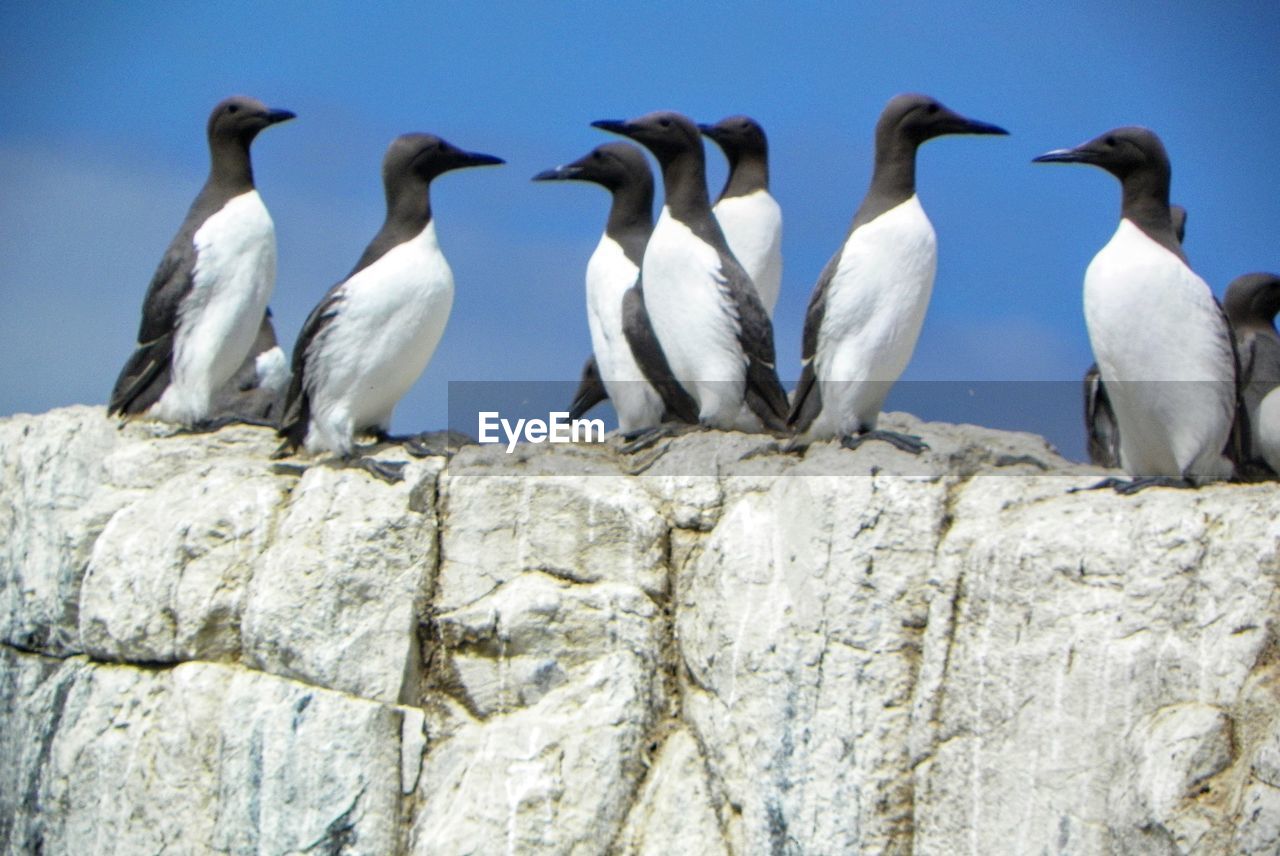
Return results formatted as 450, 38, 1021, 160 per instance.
108, 335, 174, 417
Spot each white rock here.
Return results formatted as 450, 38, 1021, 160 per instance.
438, 469, 667, 610
240, 455, 441, 704
1, 649, 402, 855
79, 459, 289, 662
614, 727, 729, 856
0, 406, 119, 653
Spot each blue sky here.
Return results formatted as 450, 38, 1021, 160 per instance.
2, 1, 1278, 459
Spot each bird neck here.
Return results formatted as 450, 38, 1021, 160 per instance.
718, 150, 768, 200
849, 137, 917, 232
1120, 168, 1183, 260
208, 136, 256, 196
386, 180, 433, 239
660, 151, 713, 222
605, 181, 654, 267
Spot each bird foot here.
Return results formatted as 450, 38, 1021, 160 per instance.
350, 456, 407, 484
1069, 476, 1193, 495
840, 430, 929, 455
618, 423, 698, 455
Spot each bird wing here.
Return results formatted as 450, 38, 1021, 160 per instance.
621, 281, 699, 424
787, 251, 841, 432
720, 255, 789, 430
108, 243, 194, 415
568, 356, 608, 420
276, 283, 347, 451
1083, 363, 1121, 468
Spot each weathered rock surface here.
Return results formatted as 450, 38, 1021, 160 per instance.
1, 405, 1278, 855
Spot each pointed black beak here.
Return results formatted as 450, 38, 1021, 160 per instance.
956, 117, 1008, 136
1032, 146, 1093, 164
591, 119, 632, 137
532, 164, 582, 182
458, 151, 505, 168
943, 112, 1008, 136
264, 108, 296, 126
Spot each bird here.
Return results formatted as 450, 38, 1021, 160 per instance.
274, 133, 503, 482
1222, 271, 1280, 475
699, 115, 783, 317
789, 93, 1008, 454
1084, 204, 1188, 468
531, 142, 693, 434
207, 308, 290, 423
108, 96, 295, 427
1035, 127, 1236, 492
592, 111, 789, 434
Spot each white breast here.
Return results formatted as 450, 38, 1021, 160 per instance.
304, 221, 454, 455
810, 195, 936, 437
584, 235, 663, 431
1084, 219, 1235, 479
157, 190, 276, 424
714, 189, 783, 317
642, 209, 746, 427
1257, 387, 1280, 474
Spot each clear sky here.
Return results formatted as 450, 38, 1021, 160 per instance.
2, 1, 1278, 460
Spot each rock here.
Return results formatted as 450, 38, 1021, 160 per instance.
2, 405, 1279, 855
240, 454, 441, 704
614, 727, 729, 856
0, 647, 403, 856
0, 406, 119, 654
79, 458, 289, 663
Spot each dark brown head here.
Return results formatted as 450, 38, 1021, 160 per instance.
698, 115, 768, 163
383, 133, 504, 190
532, 142, 652, 194
1033, 126, 1170, 183
206, 96, 295, 147
876, 93, 1008, 149
1224, 273, 1280, 331
591, 111, 703, 170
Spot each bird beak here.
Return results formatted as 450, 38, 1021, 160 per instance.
1032, 145, 1093, 164
940, 109, 1008, 136
264, 108, 297, 126
591, 119, 633, 138
457, 150, 505, 168
532, 164, 583, 181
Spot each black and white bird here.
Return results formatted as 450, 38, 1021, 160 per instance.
275, 133, 503, 481
1036, 127, 1236, 491
592, 111, 789, 432
208, 309, 290, 423
108, 96, 295, 426
789, 94, 1008, 453
1084, 204, 1188, 469
532, 142, 692, 434
700, 115, 783, 317
1223, 272, 1280, 475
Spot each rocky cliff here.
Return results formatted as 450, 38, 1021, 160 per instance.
1, 406, 1278, 855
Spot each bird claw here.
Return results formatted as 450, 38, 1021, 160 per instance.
1069, 476, 1192, 495
351, 457, 407, 484
840, 430, 929, 455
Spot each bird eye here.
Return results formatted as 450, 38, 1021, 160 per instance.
228, 104, 240, 114
659, 118, 671, 128
1105, 136, 1117, 146
592, 150, 603, 160
926, 103, 939, 115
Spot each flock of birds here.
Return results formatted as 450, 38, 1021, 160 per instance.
105, 94, 1280, 489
